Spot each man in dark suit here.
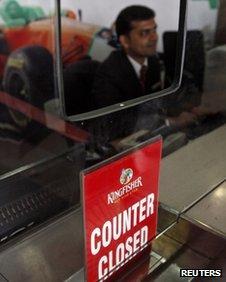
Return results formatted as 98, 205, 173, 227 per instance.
92, 5, 162, 108
91, 5, 197, 144
93, 51, 162, 107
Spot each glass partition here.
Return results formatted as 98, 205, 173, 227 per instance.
0, 0, 87, 243
159, 0, 226, 213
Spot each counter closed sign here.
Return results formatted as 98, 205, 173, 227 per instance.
82, 138, 162, 281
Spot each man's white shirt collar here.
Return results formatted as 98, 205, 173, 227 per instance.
127, 56, 148, 77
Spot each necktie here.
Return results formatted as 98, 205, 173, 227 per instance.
139, 65, 148, 89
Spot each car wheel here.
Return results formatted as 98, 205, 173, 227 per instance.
3, 46, 54, 128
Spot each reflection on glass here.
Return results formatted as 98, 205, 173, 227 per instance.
0, 0, 86, 244
0, 147, 84, 243
0, 0, 55, 165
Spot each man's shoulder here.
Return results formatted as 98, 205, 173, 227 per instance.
101, 50, 127, 67
95, 50, 127, 80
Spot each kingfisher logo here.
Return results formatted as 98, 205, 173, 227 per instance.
120, 168, 133, 185
107, 168, 143, 204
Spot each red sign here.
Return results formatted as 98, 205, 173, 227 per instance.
81, 137, 162, 281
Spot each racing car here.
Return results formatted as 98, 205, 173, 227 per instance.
0, 0, 114, 126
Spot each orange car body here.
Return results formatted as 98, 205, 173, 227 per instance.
0, 17, 101, 78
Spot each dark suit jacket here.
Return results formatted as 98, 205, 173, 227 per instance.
92, 50, 162, 108
88, 50, 166, 143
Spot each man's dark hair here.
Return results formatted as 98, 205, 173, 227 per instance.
115, 5, 155, 37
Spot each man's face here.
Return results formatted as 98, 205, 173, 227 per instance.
120, 18, 158, 62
